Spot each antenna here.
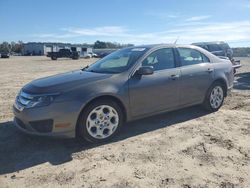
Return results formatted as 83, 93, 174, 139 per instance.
174, 36, 179, 44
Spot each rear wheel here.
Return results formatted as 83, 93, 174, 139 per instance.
72, 56, 79, 60
203, 82, 225, 112
76, 99, 124, 143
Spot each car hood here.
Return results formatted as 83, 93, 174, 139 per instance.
22, 70, 111, 94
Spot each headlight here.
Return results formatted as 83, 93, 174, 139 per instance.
17, 91, 60, 108
27, 95, 55, 108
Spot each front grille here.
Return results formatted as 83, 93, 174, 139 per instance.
29, 119, 53, 133
15, 118, 27, 129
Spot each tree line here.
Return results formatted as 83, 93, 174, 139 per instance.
0, 41, 24, 53
232, 48, 250, 57
93, 40, 134, 49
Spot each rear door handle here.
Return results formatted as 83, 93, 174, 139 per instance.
171, 74, 179, 80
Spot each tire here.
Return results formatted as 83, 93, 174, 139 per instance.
72, 55, 79, 60
203, 82, 225, 112
51, 56, 57, 60
76, 99, 124, 143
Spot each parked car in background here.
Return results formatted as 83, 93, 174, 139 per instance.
98, 52, 112, 58
83, 53, 92, 59
192, 41, 241, 73
88, 52, 98, 58
83, 52, 98, 59
13, 44, 234, 143
0, 52, 10, 58
192, 41, 233, 59
94, 50, 117, 58
11, 52, 22, 56
47, 49, 79, 60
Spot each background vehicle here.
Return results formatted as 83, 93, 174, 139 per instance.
47, 49, 79, 60
95, 51, 115, 58
98, 52, 111, 58
192, 41, 233, 59
13, 44, 234, 143
192, 41, 241, 73
0, 52, 10, 58
83, 52, 97, 59
87, 52, 98, 58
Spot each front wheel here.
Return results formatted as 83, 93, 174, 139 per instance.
51, 56, 57, 60
76, 100, 124, 143
72, 55, 79, 60
203, 82, 225, 112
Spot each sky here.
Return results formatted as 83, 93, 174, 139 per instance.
1, 0, 250, 47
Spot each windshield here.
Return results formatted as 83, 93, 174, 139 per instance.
85, 47, 148, 74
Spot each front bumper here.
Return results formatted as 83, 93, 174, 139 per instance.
13, 100, 81, 138
13, 117, 75, 138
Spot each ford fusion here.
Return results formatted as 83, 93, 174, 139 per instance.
13, 44, 234, 143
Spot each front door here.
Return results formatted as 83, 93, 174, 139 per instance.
129, 48, 181, 117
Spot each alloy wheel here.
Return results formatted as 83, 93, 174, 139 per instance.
86, 105, 119, 139
210, 86, 224, 109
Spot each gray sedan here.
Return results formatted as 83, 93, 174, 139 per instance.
13, 44, 234, 143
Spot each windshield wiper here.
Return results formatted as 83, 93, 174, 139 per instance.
83, 69, 101, 73
82, 67, 121, 74
81, 65, 89, 71
103, 70, 121, 74
91, 69, 120, 74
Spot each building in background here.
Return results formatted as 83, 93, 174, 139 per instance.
22, 42, 92, 56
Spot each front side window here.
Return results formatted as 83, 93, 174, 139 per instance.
85, 47, 149, 74
178, 48, 209, 66
142, 48, 175, 71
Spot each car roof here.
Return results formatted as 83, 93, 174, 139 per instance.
130, 44, 198, 49
123, 44, 221, 62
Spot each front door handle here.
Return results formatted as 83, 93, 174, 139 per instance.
206, 68, 214, 73
171, 74, 179, 80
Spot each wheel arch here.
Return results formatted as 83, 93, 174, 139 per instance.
75, 95, 127, 137
211, 78, 228, 97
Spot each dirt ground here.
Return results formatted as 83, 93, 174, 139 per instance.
0, 56, 249, 188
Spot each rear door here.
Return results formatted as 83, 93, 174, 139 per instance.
177, 48, 214, 105
129, 48, 181, 117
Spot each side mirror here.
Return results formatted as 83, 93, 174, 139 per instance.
136, 66, 154, 75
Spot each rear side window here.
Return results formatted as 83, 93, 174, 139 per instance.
142, 48, 175, 71
178, 48, 210, 66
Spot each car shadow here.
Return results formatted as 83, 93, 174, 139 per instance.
234, 72, 250, 90
0, 105, 209, 175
